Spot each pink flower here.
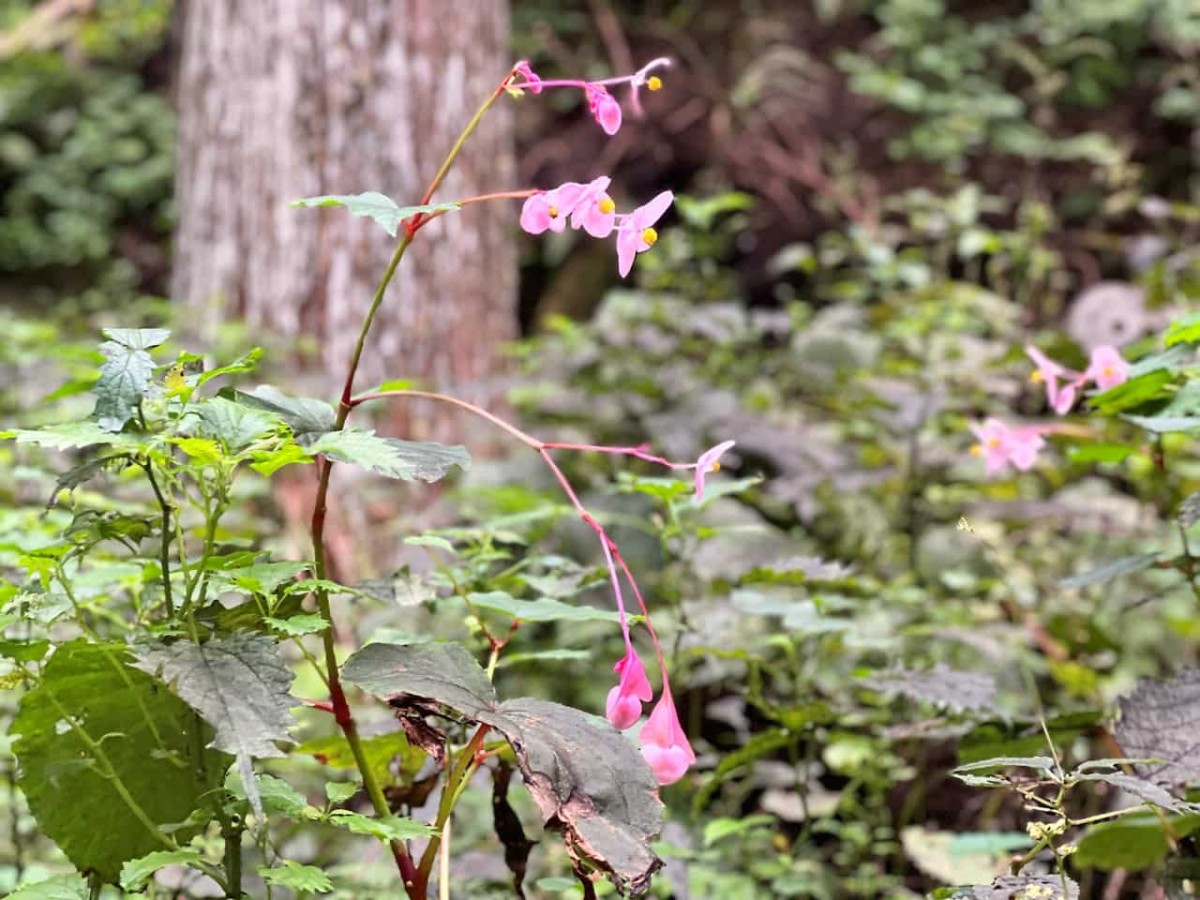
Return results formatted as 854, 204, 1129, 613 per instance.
569, 176, 617, 238
616, 191, 674, 277
1085, 345, 1130, 390
628, 57, 671, 115
518, 181, 588, 235
585, 84, 622, 135
1025, 345, 1081, 415
970, 418, 1046, 475
693, 440, 736, 501
639, 691, 695, 785
606, 648, 653, 730
512, 60, 542, 94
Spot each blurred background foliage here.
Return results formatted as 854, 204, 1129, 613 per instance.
2, 0, 1200, 897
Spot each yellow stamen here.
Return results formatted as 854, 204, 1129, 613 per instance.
647, 76, 663, 91
1030, 370, 1044, 384
598, 197, 615, 214
969, 444, 983, 457
710, 461, 721, 473
642, 226, 658, 246
986, 438, 1001, 449
548, 205, 559, 218
1103, 366, 1114, 377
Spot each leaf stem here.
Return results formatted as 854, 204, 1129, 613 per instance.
415, 725, 490, 889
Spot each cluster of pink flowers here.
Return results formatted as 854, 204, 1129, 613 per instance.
520, 177, 673, 277
541, 439, 736, 784
508, 58, 676, 278
970, 344, 1131, 474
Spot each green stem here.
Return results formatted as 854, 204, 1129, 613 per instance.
418, 75, 514, 208
139, 460, 175, 618
223, 817, 244, 899
416, 725, 490, 888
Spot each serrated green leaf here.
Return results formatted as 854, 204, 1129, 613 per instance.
250, 442, 313, 475
133, 634, 296, 817
0, 637, 49, 662
325, 781, 359, 804
120, 848, 207, 891
196, 347, 264, 386
188, 396, 274, 451
232, 386, 335, 437
211, 560, 310, 594
465, 590, 627, 624
305, 429, 470, 483
172, 436, 223, 463
11, 640, 226, 883
93, 329, 168, 432
226, 771, 315, 820
259, 860, 334, 893
295, 731, 425, 784
328, 809, 434, 841
290, 193, 459, 236
1059, 552, 1159, 588
7, 874, 90, 899
7, 420, 137, 450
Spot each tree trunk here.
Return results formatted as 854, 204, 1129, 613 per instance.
171, 0, 515, 444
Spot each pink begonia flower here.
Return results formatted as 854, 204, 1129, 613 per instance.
640, 690, 695, 785
606, 648, 653, 730
970, 418, 1046, 475
518, 181, 589, 235
1085, 345, 1130, 390
1025, 345, 1082, 415
693, 440, 736, 501
616, 191, 674, 277
512, 60, 542, 94
570, 176, 617, 238
585, 84, 622, 135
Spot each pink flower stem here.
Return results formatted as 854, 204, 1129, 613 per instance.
609, 540, 670, 687
349, 389, 544, 450
509, 76, 634, 91
540, 441, 694, 470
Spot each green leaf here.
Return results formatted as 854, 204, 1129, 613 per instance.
305, 429, 470, 483
226, 772, 315, 820
195, 347, 264, 386
258, 860, 334, 893
6, 420, 137, 450
295, 731, 424, 784
120, 848, 207, 891
342, 642, 664, 894
93, 328, 169, 432
1066, 442, 1134, 464
133, 634, 296, 816
265, 613, 328, 636
1072, 771, 1196, 813
327, 809, 434, 841
7, 874, 90, 899
1058, 552, 1159, 588
1165, 312, 1200, 348
325, 781, 358, 804
250, 442, 313, 475
702, 814, 775, 848
232, 386, 336, 437
0, 637, 50, 662
464, 590, 628, 624
290, 193, 460, 237
188, 396, 274, 451
211, 560, 310, 594
1074, 816, 1174, 871
1088, 369, 1173, 415
11, 640, 226, 883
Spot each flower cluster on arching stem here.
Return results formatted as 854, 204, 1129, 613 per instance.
969, 344, 1131, 474
504, 55, 733, 785
508, 59, 674, 278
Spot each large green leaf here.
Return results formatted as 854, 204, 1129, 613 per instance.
93, 328, 170, 432
1073, 815, 1186, 871
5, 420, 138, 450
464, 590, 627, 624
11, 640, 227, 884
7, 875, 90, 899
305, 429, 470, 483
290, 193, 459, 237
342, 642, 664, 894
231, 385, 336, 438
187, 396, 275, 451
133, 633, 296, 815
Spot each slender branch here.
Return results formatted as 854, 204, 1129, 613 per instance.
139, 460, 174, 617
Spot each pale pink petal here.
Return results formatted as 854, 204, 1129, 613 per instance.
513, 60, 542, 94
1086, 345, 1130, 390
693, 440, 736, 500
519, 194, 552, 235
586, 85, 622, 135
639, 693, 695, 785
605, 650, 653, 730
636, 191, 675, 229
616, 228, 639, 277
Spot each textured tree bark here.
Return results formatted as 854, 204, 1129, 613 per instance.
172, 0, 516, 444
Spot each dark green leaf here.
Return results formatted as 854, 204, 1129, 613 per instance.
93, 329, 168, 432
258, 861, 334, 893
231, 386, 335, 437
133, 634, 296, 816
52, 453, 130, 502
327, 810, 434, 842
290, 193, 459, 237
120, 848, 207, 891
0, 637, 49, 662
342, 642, 664, 894
1074, 816, 1173, 871
1116, 669, 1200, 787
304, 429, 470, 483
12, 640, 226, 883
1058, 553, 1159, 589
265, 614, 328, 636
